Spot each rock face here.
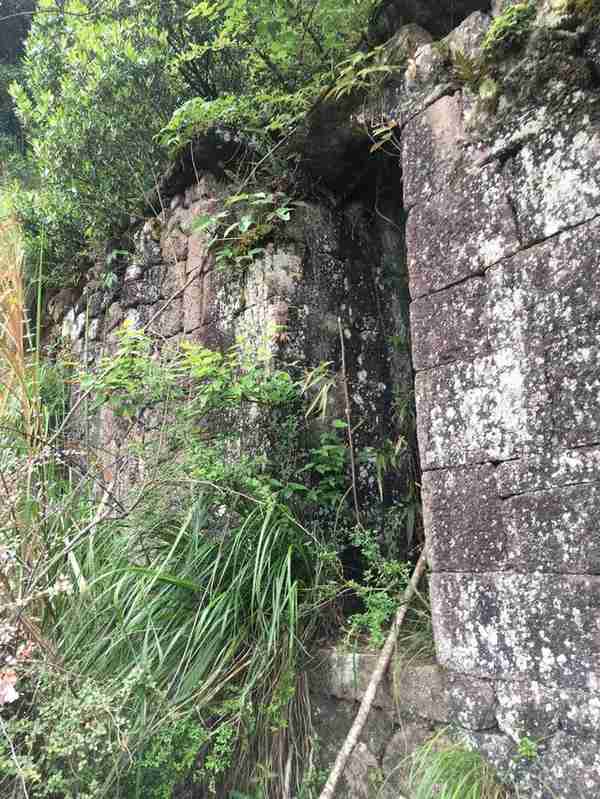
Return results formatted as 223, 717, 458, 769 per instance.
54, 170, 412, 522
392, 5, 600, 798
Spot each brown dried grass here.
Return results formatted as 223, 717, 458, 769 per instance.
0, 217, 40, 441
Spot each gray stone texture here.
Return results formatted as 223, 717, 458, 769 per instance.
403, 8, 600, 796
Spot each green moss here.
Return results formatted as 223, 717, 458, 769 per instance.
482, 2, 537, 57
557, 0, 600, 25
478, 77, 501, 111
558, 0, 600, 17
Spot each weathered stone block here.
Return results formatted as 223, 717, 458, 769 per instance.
410, 277, 489, 370
148, 298, 182, 338
311, 695, 394, 799
121, 279, 160, 308
444, 11, 491, 58
544, 330, 600, 449
535, 732, 600, 799
446, 671, 497, 730
432, 572, 600, 690
496, 446, 600, 497
504, 482, 600, 574
496, 679, 600, 740
156, 260, 187, 300
319, 650, 395, 711
402, 93, 465, 208
505, 103, 600, 245
416, 348, 535, 469
405, 160, 519, 298
394, 663, 450, 723
423, 464, 507, 572
105, 301, 124, 332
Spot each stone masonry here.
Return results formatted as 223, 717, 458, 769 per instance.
400, 4, 600, 797
49, 3, 600, 795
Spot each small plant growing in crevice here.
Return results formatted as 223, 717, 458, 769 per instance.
516, 735, 540, 762
191, 190, 296, 274
482, 2, 537, 57
344, 526, 411, 648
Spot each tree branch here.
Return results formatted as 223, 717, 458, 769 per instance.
317, 549, 428, 799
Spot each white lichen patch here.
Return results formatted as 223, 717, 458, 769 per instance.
510, 118, 600, 243
419, 346, 528, 469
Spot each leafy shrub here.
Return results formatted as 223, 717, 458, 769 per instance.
10, 0, 181, 282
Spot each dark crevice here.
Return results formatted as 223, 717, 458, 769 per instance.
370, 0, 492, 40
499, 478, 600, 501
570, 440, 600, 450
412, 267, 487, 303
421, 455, 521, 475
479, 140, 528, 170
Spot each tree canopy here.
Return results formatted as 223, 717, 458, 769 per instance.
2, 0, 379, 282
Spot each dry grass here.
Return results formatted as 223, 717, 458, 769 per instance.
0, 216, 40, 442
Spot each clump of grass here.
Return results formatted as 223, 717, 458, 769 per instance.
409, 733, 509, 799
57, 492, 326, 796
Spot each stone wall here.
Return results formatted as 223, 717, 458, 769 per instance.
391, 3, 600, 796
47, 2, 600, 795
49, 168, 411, 512
311, 648, 497, 799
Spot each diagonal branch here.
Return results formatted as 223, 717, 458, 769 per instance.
317, 549, 428, 799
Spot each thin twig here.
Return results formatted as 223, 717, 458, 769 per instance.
0, 714, 29, 799
317, 550, 428, 799
337, 317, 361, 526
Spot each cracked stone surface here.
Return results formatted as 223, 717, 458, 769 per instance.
402, 25, 600, 796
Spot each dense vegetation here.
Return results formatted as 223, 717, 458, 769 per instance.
5, 0, 589, 795
0, 2, 431, 797
1, 0, 379, 284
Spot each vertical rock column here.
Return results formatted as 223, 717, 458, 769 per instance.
403, 87, 600, 795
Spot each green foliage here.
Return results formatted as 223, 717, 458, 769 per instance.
0, 0, 33, 140
409, 734, 509, 799
159, 0, 379, 147
482, 2, 537, 57
516, 736, 539, 761
5, 0, 379, 283
450, 48, 488, 91
10, 0, 181, 281
192, 190, 296, 273
326, 45, 403, 101
0, 667, 133, 799
132, 716, 207, 799
345, 526, 411, 648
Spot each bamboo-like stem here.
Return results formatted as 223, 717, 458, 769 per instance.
317, 549, 428, 799
337, 317, 361, 526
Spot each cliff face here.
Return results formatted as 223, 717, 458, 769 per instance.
49, 1, 600, 795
